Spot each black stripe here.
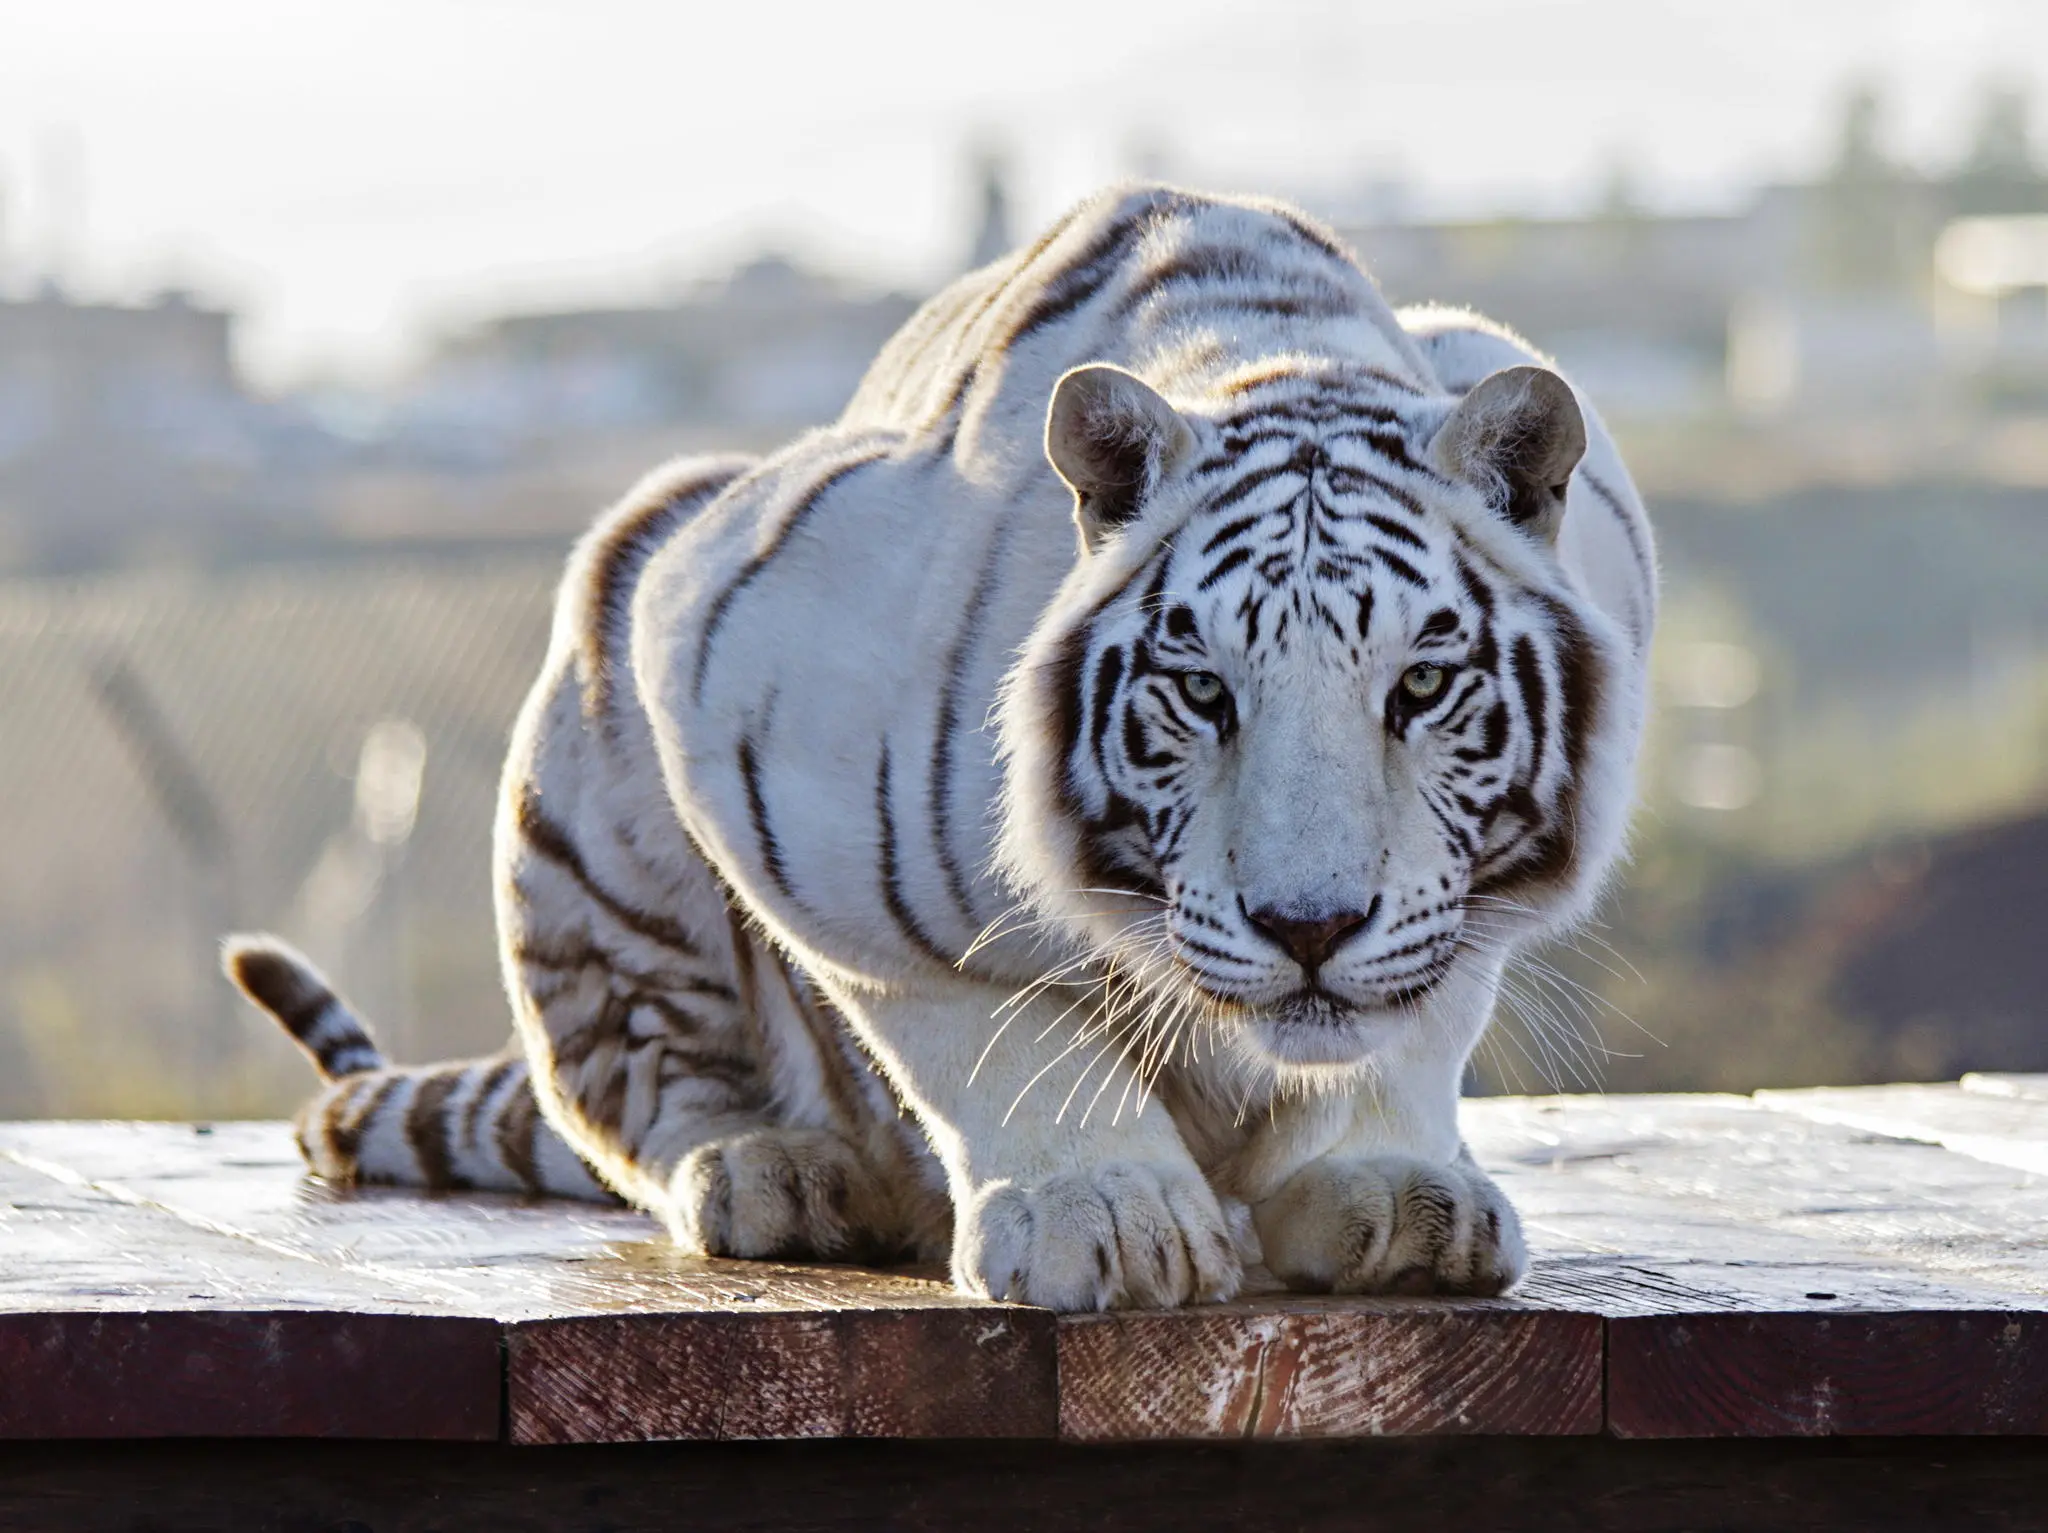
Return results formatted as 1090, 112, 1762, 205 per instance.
1208, 456, 1309, 515
1419, 607, 1460, 641
579, 459, 748, 712
1324, 422, 1441, 480
1122, 705, 1173, 770
929, 524, 1009, 929
1109, 244, 1266, 320
405, 1069, 467, 1190
1474, 606, 1605, 900
1339, 361, 1426, 397
1455, 553, 1495, 616
1212, 291, 1354, 321
875, 744, 952, 965
326, 1074, 402, 1178
1376, 548, 1426, 587
923, 358, 981, 450
462, 1058, 521, 1150
516, 791, 704, 956
512, 931, 737, 1003
1549, 604, 1601, 780
494, 1082, 544, 1195
1512, 635, 1548, 788
1197, 546, 1254, 591
692, 443, 894, 704
1274, 208, 1356, 269
1327, 464, 1429, 520
1193, 427, 1308, 476
1198, 511, 1269, 557
1047, 628, 1094, 828
1177, 934, 1255, 969
737, 732, 796, 901
1043, 550, 1167, 825
1365, 511, 1428, 551
1087, 646, 1127, 789
1580, 468, 1656, 628
996, 189, 1194, 351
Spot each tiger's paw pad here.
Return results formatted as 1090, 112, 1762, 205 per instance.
954, 1162, 1243, 1312
669, 1128, 887, 1262
1254, 1153, 1526, 1297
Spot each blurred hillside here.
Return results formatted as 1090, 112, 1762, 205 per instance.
4, 87, 2048, 1114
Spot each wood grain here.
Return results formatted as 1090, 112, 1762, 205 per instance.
509, 1303, 1056, 1443
1609, 1312, 2048, 1437
0, 1310, 499, 1440
1057, 1298, 1602, 1440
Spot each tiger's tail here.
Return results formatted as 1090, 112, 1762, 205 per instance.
221, 934, 614, 1202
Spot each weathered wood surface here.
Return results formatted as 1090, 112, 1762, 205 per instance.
1057, 1300, 1603, 1439
8, 1080, 2048, 1444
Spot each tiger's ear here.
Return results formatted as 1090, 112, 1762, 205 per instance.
1045, 364, 1197, 552
1428, 365, 1585, 544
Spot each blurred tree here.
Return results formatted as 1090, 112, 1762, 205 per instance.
1951, 80, 2048, 215
1809, 81, 1920, 291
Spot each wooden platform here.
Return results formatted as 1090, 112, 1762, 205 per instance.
10, 1079, 2048, 1527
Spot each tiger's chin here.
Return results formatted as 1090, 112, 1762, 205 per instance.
1239, 991, 1415, 1070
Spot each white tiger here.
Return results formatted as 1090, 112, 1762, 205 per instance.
227, 183, 1655, 1311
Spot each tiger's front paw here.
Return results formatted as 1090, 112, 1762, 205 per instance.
953, 1162, 1243, 1312
668, 1128, 890, 1262
1254, 1153, 1526, 1297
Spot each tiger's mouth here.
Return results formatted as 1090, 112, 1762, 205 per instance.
1169, 957, 1454, 1069
1268, 965, 1450, 1024
1172, 954, 1452, 1017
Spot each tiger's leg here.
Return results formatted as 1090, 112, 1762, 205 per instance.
811, 967, 1242, 1311
502, 860, 947, 1262
1234, 961, 1526, 1297
499, 641, 948, 1263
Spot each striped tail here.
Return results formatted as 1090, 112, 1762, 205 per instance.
221, 934, 615, 1202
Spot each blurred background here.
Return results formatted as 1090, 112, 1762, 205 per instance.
4, 0, 2048, 1117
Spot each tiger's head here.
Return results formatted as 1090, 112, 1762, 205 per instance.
996, 358, 1637, 1075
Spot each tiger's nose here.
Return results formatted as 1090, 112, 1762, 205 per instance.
1248, 904, 1375, 971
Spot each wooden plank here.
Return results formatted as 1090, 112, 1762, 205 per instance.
1757, 1081, 2048, 1177
1057, 1297, 1601, 1440
0, 1155, 500, 1439
509, 1304, 1056, 1443
1608, 1311, 2048, 1438
0, 1310, 500, 1440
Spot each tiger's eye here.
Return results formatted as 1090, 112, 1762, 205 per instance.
1178, 670, 1227, 711
1400, 663, 1448, 702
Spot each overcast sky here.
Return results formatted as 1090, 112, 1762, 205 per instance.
3, 0, 2045, 388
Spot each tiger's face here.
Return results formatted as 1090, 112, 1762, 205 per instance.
1000, 360, 1619, 1074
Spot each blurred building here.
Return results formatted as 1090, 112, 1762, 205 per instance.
397, 255, 921, 463
0, 283, 345, 572
1330, 84, 2048, 422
